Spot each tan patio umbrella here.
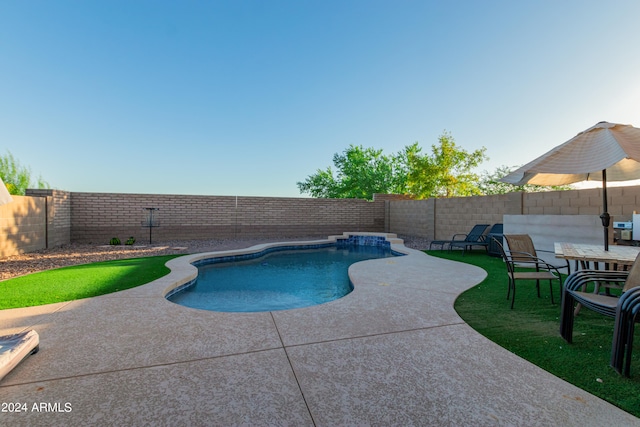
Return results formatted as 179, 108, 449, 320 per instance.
500, 121, 640, 250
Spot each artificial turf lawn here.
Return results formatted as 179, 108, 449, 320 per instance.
426, 249, 640, 418
0, 255, 180, 309
2, 249, 639, 416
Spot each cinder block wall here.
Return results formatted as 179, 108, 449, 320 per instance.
0, 195, 47, 257
3, 185, 640, 257
388, 193, 521, 241
432, 193, 522, 241
522, 186, 640, 217
26, 189, 72, 248
388, 199, 434, 238
387, 186, 640, 242
70, 193, 386, 244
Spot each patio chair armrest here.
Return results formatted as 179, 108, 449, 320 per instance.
564, 270, 629, 292
506, 251, 563, 273
565, 269, 628, 284
450, 234, 467, 241
533, 249, 570, 270
619, 286, 640, 305
536, 249, 555, 255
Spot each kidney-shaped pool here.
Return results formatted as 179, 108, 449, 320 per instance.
166, 242, 401, 312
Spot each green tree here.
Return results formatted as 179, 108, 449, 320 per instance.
297, 132, 489, 200
297, 131, 487, 200
0, 151, 49, 195
296, 166, 338, 198
478, 165, 573, 195
406, 131, 488, 198
297, 145, 406, 200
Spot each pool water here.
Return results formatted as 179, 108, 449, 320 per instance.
167, 245, 397, 312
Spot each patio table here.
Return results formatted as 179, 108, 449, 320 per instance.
555, 242, 640, 314
554, 242, 640, 269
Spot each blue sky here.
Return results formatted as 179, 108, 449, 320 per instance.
2, 1, 639, 197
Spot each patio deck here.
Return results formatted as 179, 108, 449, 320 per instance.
0, 235, 637, 426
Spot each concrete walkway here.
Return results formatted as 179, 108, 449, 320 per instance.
0, 236, 638, 426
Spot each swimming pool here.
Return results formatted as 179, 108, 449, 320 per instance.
167, 239, 401, 312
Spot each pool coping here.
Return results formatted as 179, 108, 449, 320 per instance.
162, 231, 408, 303
122, 232, 409, 301
0, 232, 637, 425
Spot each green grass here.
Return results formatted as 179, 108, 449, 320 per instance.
426, 249, 640, 417
0, 255, 181, 309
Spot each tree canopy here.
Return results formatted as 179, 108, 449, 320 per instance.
297, 132, 576, 200
296, 145, 406, 199
405, 132, 487, 198
297, 132, 488, 200
0, 151, 49, 195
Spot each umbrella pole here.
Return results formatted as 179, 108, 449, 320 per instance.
600, 169, 610, 251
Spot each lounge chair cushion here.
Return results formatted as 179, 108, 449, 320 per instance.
0, 330, 39, 382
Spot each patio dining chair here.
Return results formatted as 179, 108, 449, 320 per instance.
611, 286, 640, 377
493, 236, 563, 309
560, 252, 640, 376
503, 234, 570, 275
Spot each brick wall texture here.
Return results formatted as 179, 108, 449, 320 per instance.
0, 195, 47, 257
431, 192, 522, 241
27, 189, 71, 248
1, 185, 639, 257
388, 186, 640, 241
388, 199, 434, 238
69, 193, 386, 243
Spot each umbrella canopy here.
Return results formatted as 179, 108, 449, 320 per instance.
501, 122, 640, 186
0, 176, 13, 206
500, 121, 640, 251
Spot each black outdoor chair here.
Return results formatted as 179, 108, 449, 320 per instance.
486, 223, 504, 257
560, 252, 640, 376
611, 286, 640, 377
429, 224, 490, 254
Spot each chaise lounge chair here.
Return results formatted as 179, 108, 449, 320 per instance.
429, 224, 490, 254
0, 330, 39, 382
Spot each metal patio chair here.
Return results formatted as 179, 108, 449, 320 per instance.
611, 286, 640, 377
503, 234, 569, 275
494, 236, 563, 309
560, 253, 640, 376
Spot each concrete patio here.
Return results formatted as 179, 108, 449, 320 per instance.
0, 236, 637, 426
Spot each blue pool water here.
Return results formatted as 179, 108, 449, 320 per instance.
167, 244, 398, 312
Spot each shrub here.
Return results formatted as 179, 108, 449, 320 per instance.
109, 237, 121, 245
125, 236, 136, 246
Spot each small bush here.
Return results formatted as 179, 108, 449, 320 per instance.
125, 236, 136, 246
109, 237, 121, 245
